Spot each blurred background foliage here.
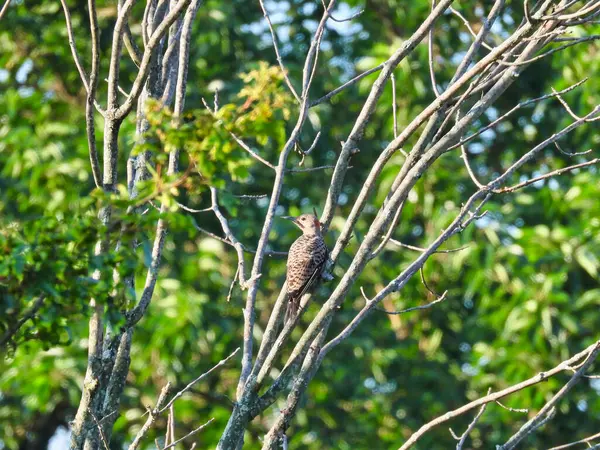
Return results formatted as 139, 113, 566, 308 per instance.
1, 0, 599, 449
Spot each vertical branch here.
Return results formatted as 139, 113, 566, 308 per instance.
261, 323, 330, 450
259, 0, 301, 102
428, 0, 441, 97
86, 0, 102, 188
235, 0, 336, 399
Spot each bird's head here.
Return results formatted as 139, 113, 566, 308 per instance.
283, 213, 322, 236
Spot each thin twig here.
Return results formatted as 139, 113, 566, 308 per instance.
371, 201, 405, 259
168, 404, 176, 446
117, 0, 193, 119
495, 400, 528, 414
329, 8, 363, 22
552, 87, 582, 120
89, 410, 111, 450
258, 0, 301, 102
449, 6, 494, 50
429, 0, 441, 97
548, 431, 600, 450
226, 266, 239, 302
554, 142, 593, 157
128, 383, 172, 450
498, 342, 600, 450
448, 78, 588, 151
176, 201, 212, 213
461, 144, 485, 188
210, 187, 253, 288
298, 131, 321, 166
190, 217, 287, 256
58, 0, 105, 115
86, 0, 102, 188
287, 165, 335, 173
419, 265, 440, 297
161, 419, 215, 450
159, 347, 240, 414
499, 35, 600, 67
455, 389, 490, 450
201, 98, 276, 169
374, 291, 448, 315
388, 239, 469, 254
498, 159, 599, 193
398, 341, 600, 450
310, 63, 385, 107
391, 73, 398, 138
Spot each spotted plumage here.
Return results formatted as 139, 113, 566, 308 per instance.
284, 213, 328, 322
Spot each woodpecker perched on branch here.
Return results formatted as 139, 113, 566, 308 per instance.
283, 212, 328, 323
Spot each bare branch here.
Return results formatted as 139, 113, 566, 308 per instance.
374, 290, 448, 315
498, 158, 599, 193
287, 165, 335, 173
176, 201, 212, 213
499, 342, 600, 449
128, 383, 172, 450
398, 340, 600, 450
202, 98, 276, 169
323, 0, 457, 240
548, 431, 600, 450
448, 78, 588, 151
370, 201, 405, 259
310, 63, 385, 107
495, 400, 528, 414
543, 0, 600, 21
58, 0, 105, 115
259, 0, 301, 102
499, 35, 600, 67
86, 0, 102, 189
388, 239, 470, 254
297, 131, 321, 166
554, 141, 593, 157
117, 0, 193, 118
455, 389, 490, 450
234, 0, 337, 399
429, 0, 441, 97
552, 86, 582, 120
329, 8, 363, 22
123, 22, 143, 67
161, 419, 214, 450
449, 6, 494, 51
190, 216, 287, 257
159, 347, 240, 414
209, 187, 255, 289
461, 144, 485, 189
226, 266, 239, 302
90, 410, 111, 450
0, 0, 10, 20
58, 0, 90, 94
391, 73, 399, 138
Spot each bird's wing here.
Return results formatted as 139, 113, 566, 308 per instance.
289, 248, 328, 301
293, 262, 323, 301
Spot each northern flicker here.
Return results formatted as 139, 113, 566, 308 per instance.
283, 213, 328, 323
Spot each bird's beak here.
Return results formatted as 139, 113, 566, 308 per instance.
282, 215, 302, 228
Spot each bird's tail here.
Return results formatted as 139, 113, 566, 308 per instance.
284, 296, 300, 324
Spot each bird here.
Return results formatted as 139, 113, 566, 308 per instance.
283, 212, 328, 323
